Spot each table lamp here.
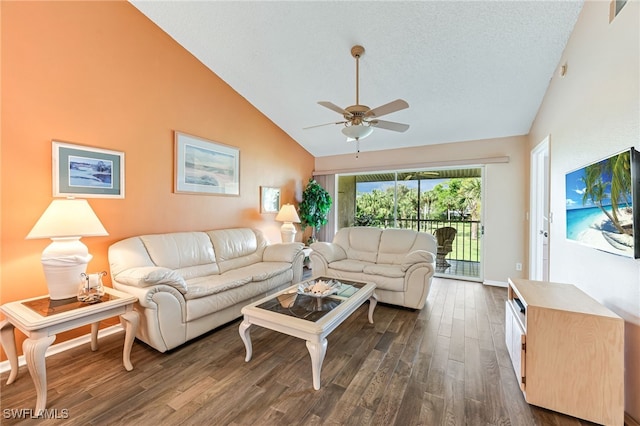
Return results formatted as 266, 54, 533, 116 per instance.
275, 204, 300, 243
26, 198, 108, 300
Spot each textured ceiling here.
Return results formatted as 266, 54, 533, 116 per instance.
130, 1, 583, 158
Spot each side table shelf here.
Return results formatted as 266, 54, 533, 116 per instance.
0, 287, 139, 412
505, 278, 624, 425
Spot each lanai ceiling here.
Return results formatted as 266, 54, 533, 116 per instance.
130, 1, 584, 158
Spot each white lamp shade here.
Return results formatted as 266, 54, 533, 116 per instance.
275, 204, 301, 223
27, 199, 108, 239
27, 198, 108, 300
342, 125, 373, 140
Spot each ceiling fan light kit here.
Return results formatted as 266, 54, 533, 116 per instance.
342, 124, 373, 140
307, 45, 410, 152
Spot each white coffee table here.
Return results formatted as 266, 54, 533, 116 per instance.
239, 276, 377, 390
0, 287, 138, 411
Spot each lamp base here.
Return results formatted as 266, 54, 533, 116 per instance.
41, 237, 92, 300
280, 222, 297, 243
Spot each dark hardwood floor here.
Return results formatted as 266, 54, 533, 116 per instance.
1, 278, 602, 425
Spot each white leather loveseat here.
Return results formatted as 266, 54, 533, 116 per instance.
310, 227, 436, 309
108, 228, 303, 352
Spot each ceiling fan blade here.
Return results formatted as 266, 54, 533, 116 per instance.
318, 101, 352, 117
365, 99, 409, 118
370, 119, 410, 132
303, 121, 347, 130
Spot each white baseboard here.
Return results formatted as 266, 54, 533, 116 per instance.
483, 279, 508, 288
0, 324, 123, 374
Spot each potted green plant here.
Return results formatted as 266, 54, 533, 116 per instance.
298, 178, 332, 245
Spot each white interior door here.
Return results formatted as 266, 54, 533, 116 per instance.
530, 137, 550, 281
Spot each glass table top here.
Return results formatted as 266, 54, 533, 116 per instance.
22, 294, 116, 317
256, 277, 365, 321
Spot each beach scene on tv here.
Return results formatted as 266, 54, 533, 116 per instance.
565, 149, 634, 257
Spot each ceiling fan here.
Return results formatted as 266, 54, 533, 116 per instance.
305, 45, 410, 143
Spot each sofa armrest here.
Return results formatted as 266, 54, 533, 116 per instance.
309, 242, 347, 263
113, 266, 187, 294
263, 242, 303, 262
112, 282, 188, 349
112, 280, 185, 316
401, 250, 436, 271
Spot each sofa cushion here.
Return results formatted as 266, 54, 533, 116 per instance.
115, 266, 188, 294
208, 228, 266, 273
334, 227, 382, 263
183, 261, 291, 300
174, 263, 220, 281
323, 269, 404, 292
328, 259, 372, 273
184, 272, 252, 300
185, 272, 292, 321
243, 262, 293, 282
367, 275, 404, 292
377, 228, 424, 265
140, 232, 215, 270
363, 264, 406, 278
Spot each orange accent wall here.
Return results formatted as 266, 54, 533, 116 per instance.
0, 1, 313, 358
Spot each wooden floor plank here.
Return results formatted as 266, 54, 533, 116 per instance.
442, 359, 465, 426
371, 358, 411, 425
425, 334, 450, 396
479, 347, 511, 425
463, 336, 484, 402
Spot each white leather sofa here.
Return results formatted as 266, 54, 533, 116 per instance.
310, 227, 436, 309
108, 228, 303, 352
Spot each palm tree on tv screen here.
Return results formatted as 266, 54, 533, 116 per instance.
581, 151, 632, 236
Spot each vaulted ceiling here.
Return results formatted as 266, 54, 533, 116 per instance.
131, 1, 584, 158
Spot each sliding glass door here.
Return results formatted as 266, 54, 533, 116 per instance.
337, 167, 483, 281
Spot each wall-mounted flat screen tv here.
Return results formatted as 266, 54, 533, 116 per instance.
565, 147, 640, 258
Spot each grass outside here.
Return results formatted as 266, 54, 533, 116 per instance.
448, 222, 481, 262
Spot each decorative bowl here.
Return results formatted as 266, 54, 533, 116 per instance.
298, 278, 341, 298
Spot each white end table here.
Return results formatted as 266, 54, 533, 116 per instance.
0, 287, 138, 412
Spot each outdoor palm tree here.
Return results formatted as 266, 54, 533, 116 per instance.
461, 178, 482, 238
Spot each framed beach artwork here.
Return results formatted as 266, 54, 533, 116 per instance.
260, 186, 281, 213
565, 147, 640, 258
174, 132, 240, 196
53, 141, 125, 198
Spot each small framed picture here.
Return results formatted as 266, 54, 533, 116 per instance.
261, 186, 281, 213
52, 141, 125, 198
175, 132, 240, 196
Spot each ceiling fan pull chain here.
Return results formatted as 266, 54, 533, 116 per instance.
356, 138, 360, 159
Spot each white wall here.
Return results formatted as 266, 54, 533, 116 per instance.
314, 135, 528, 285
529, 0, 640, 420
